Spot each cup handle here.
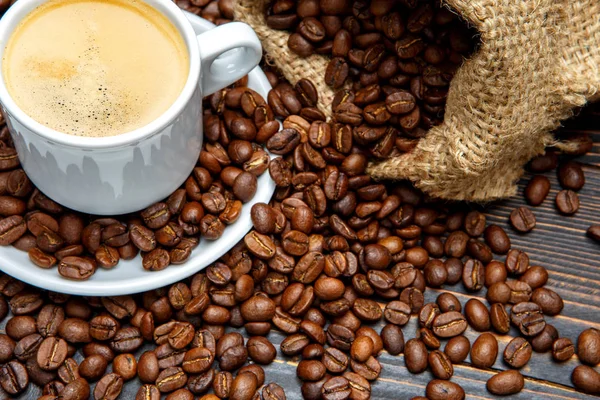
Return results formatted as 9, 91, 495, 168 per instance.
196, 22, 263, 96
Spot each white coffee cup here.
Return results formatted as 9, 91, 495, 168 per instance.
0, 0, 262, 215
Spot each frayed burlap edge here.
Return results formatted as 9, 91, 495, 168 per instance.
368, 0, 600, 201
233, 0, 334, 119
234, 0, 600, 202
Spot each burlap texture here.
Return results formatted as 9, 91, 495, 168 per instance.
234, 0, 600, 201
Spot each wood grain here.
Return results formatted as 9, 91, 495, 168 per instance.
2, 108, 599, 399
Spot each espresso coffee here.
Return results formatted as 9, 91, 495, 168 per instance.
2, 0, 189, 137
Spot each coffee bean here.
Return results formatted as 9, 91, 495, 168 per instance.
436, 293, 461, 313
321, 376, 351, 400
327, 324, 354, 352
404, 339, 428, 373
572, 365, 600, 395
556, 189, 580, 214
557, 161, 585, 190
263, 382, 287, 400
432, 311, 467, 338
471, 333, 498, 368
487, 370, 524, 395
37, 337, 68, 371
552, 337, 575, 362
528, 324, 558, 353
487, 282, 511, 304
462, 259, 484, 291
576, 328, 600, 365
381, 324, 404, 356
484, 225, 511, 254
510, 207, 536, 232
519, 265, 548, 289
79, 355, 107, 381
0, 360, 28, 395
525, 175, 550, 205
426, 380, 465, 400
505, 249, 530, 276
510, 302, 542, 327
56, 255, 95, 280
113, 353, 137, 381
428, 350, 453, 380
464, 299, 490, 332
588, 225, 600, 242
297, 360, 326, 381
60, 377, 90, 400
444, 336, 470, 363
246, 336, 276, 365
490, 303, 510, 334
156, 367, 187, 393
503, 337, 532, 368
93, 373, 123, 400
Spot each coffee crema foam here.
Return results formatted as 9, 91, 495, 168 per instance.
2, 0, 189, 137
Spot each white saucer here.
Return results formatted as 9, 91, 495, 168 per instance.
0, 12, 276, 296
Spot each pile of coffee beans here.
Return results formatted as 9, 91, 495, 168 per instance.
0, 0, 598, 399
267, 0, 477, 144
0, 78, 273, 279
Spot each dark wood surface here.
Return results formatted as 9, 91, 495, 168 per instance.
2, 107, 599, 399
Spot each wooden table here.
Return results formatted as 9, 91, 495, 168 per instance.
4, 106, 600, 399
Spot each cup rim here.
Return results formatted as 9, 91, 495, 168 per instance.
0, 0, 201, 149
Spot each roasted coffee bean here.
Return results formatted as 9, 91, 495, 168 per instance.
510, 302, 542, 327
60, 377, 90, 400
113, 353, 137, 381
487, 370, 524, 396
490, 303, 510, 334
557, 161, 585, 190
37, 337, 68, 371
246, 336, 276, 365
464, 299, 491, 332
519, 265, 548, 290
89, 315, 119, 342
506, 280, 533, 304
577, 328, 600, 365
322, 347, 349, 374
381, 324, 404, 356
487, 282, 511, 304
525, 175, 551, 205
432, 312, 467, 338
444, 336, 470, 364
156, 367, 187, 393
349, 355, 381, 381
503, 337, 532, 368
326, 324, 354, 352
552, 338, 575, 362
297, 360, 326, 381
419, 303, 441, 329
556, 189, 580, 214
436, 293, 461, 313
94, 373, 123, 400
529, 324, 558, 353
426, 380, 465, 400
484, 225, 511, 255
588, 225, 600, 243
111, 327, 143, 353
383, 300, 411, 326
510, 207, 536, 232
531, 287, 564, 315
79, 355, 107, 381
6, 315, 37, 340
321, 376, 351, 400
462, 258, 485, 291
138, 351, 160, 383
470, 333, 498, 368
572, 365, 600, 395
428, 350, 453, 380
0, 360, 28, 395
58, 256, 95, 280
404, 339, 428, 373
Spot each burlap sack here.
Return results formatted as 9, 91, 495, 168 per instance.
234, 0, 600, 201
